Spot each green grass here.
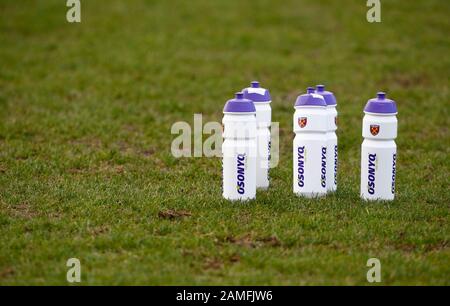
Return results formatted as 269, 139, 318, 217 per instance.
0, 0, 449, 285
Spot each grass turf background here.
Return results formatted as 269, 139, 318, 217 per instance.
0, 0, 449, 285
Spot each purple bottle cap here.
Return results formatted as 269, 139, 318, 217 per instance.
242, 81, 271, 103
315, 84, 337, 106
364, 92, 398, 114
295, 88, 326, 107
223, 92, 256, 113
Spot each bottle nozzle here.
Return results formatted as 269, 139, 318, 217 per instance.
251, 81, 260, 88
307, 87, 315, 94
236, 92, 244, 99
377, 92, 386, 100
316, 84, 325, 92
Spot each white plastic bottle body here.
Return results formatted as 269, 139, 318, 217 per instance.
293, 105, 328, 198
360, 112, 398, 201
222, 139, 257, 201
326, 132, 337, 192
326, 105, 338, 192
360, 139, 396, 201
222, 113, 257, 201
254, 102, 271, 189
293, 133, 328, 197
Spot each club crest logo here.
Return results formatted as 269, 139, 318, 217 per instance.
298, 117, 307, 128
370, 124, 380, 136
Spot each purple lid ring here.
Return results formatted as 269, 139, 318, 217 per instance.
294, 88, 327, 108
242, 81, 271, 103
223, 92, 256, 114
314, 84, 337, 106
364, 92, 398, 115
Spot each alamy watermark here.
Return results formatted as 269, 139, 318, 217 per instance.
66, 0, 81, 23
366, 258, 381, 283
66, 258, 81, 283
366, 0, 381, 23
65, 0, 380, 24
171, 114, 279, 168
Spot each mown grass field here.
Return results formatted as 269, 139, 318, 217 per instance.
0, 0, 449, 285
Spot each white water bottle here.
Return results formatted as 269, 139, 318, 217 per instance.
222, 92, 257, 201
315, 85, 338, 192
243, 81, 271, 189
360, 92, 398, 201
293, 87, 328, 198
